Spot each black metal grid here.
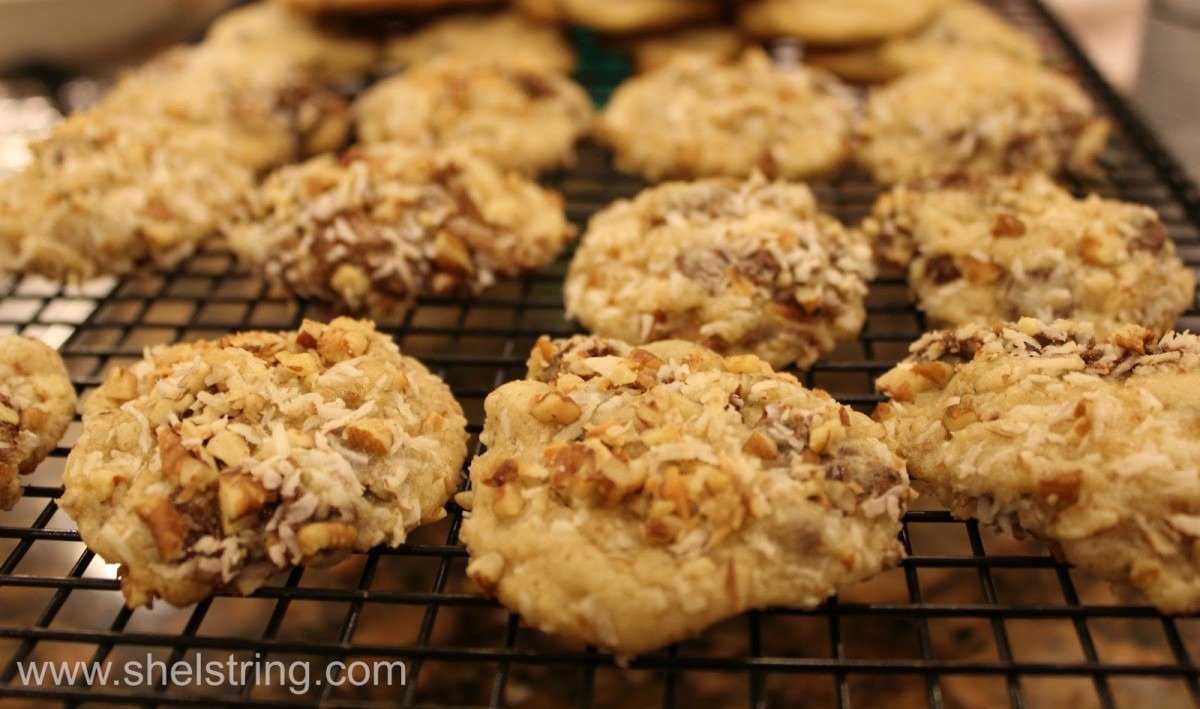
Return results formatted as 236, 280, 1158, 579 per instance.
1, 1, 1199, 706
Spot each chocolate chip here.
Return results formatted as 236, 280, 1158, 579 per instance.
515, 73, 556, 100
991, 213, 1026, 238
1134, 219, 1167, 252
924, 255, 962, 284
735, 249, 781, 287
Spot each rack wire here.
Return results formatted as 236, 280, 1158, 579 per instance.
1, 0, 1199, 706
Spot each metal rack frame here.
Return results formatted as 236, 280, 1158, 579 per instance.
1, 1, 1198, 706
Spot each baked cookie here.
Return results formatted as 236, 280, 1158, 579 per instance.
565, 175, 873, 369
626, 25, 748, 73
511, 0, 563, 23
62, 318, 468, 608
206, 2, 380, 86
860, 172, 1195, 333
855, 55, 1109, 184
557, 0, 719, 34
739, 0, 939, 45
808, 0, 1041, 83
599, 49, 855, 181
462, 336, 911, 653
102, 45, 351, 173
278, 0, 498, 14
0, 336, 75, 511
0, 113, 254, 280
355, 56, 593, 175
228, 144, 574, 316
384, 11, 575, 74
875, 318, 1200, 613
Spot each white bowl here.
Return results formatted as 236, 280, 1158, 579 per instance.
0, 0, 232, 70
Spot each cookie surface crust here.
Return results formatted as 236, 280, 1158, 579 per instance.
0, 337, 76, 511
354, 56, 593, 175
228, 144, 573, 316
463, 336, 911, 654
565, 175, 873, 369
599, 50, 855, 181
63, 318, 468, 608
860, 173, 1195, 332
876, 318, 1200, 613
855, 55, 1109, 183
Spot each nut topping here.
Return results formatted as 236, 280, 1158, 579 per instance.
219, 471, 272, 533
206, 430, 250, 468
344, 418, 394, 456
295, 521, 358, 558
135, 497, 187, 562
530, 391, 582, 425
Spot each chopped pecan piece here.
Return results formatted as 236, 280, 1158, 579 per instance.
295, 521, 358, 558
991, 213, 1026, 238
742, 431, 779, 459
105, 367, 140, 402
206, 430, 250, 468
483, 458, 520, 487
275, 351, 321, 377
433, 230, 475, 276
219, 471, 272, 533
135, 497, 187, 561
530, 391, 582, 425
344, 418, 394, 456
157, 428, 216, 491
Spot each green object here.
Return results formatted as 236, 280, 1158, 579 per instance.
569, 26, 633, 107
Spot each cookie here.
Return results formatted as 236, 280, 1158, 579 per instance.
808, 0, 1041, 83
855, 55, 1110, 184
462, 335, 911, 654
511, 0, 563, 23
875, 318, 1200, 613
598, 49, 855, 181
565, 175, 873, 369
355, 56, 593, 175
557, 0, 719, 34
0, 336, 75, 511
860, 172, 1195, 333
102, 45, 351, 173
228, 144, 574, 316
0, 113, 255, 280
62, 318, 469, 608
205, 2, 380, 86
384, 11, 575, 74
626, 25, 748, 73
278, 0, 498, 14
739, 0, 939, 46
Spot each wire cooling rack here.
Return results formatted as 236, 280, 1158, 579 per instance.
1, 1, 1199, 706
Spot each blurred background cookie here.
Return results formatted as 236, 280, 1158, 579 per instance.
554, 0, 720, 34
205, 2, 380, 86
278, 0, 498, 15
383, 10, 575, 74
739, 0, 939, 45
599, 49, 855, 181
355, 56, 592, 175
807, 0, 1042, 83
854, 55, 1110, 183
625, 24, 748, 73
